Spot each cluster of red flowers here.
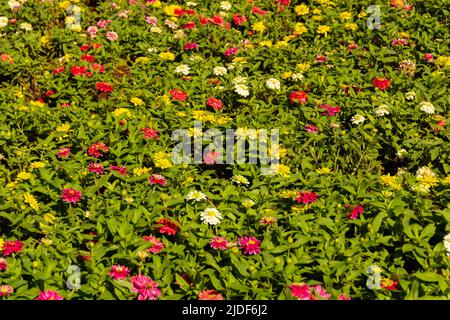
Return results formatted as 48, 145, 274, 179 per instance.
295, 191, 318, 204
372, 77, 391, 91
206, 97, 223, 110
95, 82, 113, 93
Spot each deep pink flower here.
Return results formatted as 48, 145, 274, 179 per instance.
305, 124, 318, 133
155, 218, 179, 236
295, 191, 318, 204
110, 165, 128, 175
206, 97, 223, 110
199, 289, 224, 300
2, 241, 23, 256
88, 163, 105, 175
233, 14, 247, 26
0, 258, 7, 271
338, 293, 351, 300
184, 42, 198, 50
316, 55, 328, 63
318, 104, 341, 116
238, 236, 261, 255
252, 6, 268, 15
149, 174, 167, 186
141, 128, 159, 140
210, 236, 228, 250
61, 188, 82, 204
131, 275, 161, 300
347, 205, 364, 220
391, 38, 408, 47
289, 283, 313, 300
142, 236, 164, 253
109, 265, 130, 280
0, 285, 13, 297
224, 47, 238, 57
35, 290, 64, 300
88, 142, 109, 158
312, 285, 330, 299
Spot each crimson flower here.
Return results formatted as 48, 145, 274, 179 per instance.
108, 265, 130, 280
2, 240, 23, 256
169, 89, 187, 101
95, 82, 113, 93
155, 218, 179, 236
372, 77, 391, 91
35, 290, 64, 300
289, 91, 308, 105
347, 205, 364, 220
141, 128, 159, 139
110, 165, 127, 175
295, 191, 318, 204
61, 188, 82, 204
210, 236, 228, 250
87, 163, 105, 175
238, 236, 261, 255
88, 142, 109, 158
206, 97, 223, 110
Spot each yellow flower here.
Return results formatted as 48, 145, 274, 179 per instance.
30, 100, 45, 108
17, 171, 32, 181
313, 15, 325, 22
296, 63, 311, 72
280, 190, 297, 199
159, 52, 175, 61
192, 110, 209, 120
153, 152, 173, 169
316, 167, 331, 174
59, 0, 71, 10
436, 56, 450, 67
295, 4, 310, 16
282, 71, 293, 79
275, 41, 289, 48
30, 161, 46, 169
345, 23, 358, 31
41, 237, 53, 246
313, 8, 322, 14
137, 250, 149, 260
16, 105, 28, 111
259, 40, 273, 48
358, 11, 367, 18
135, 57, 150, 64
133, 167, 151, 177
131, 97, 145, 107
442, 176, 450, 185
232, 57, 247, 64
71, 24, 82, 32
213, 116, 232, 125
40, 36, 50, 46
317, 25, 331, 36
24, 193, 39, 211
164, 4, 183, 16
252, 21, 266, 33
294, 22, 308, 35
188, 127, 203, 138
43, 213, 56, 224
176, 111, 187, 118
161, 94, 171, 105
416, 167, 439, 188
0, 238, 3, 251
56, 123, 71, 132
380, 174, 402, 190
272, 164, 291, 177
339, 12, 352, 21
149, 0, 161, 8
6, 182, 18, 189
112, 108, 132, 118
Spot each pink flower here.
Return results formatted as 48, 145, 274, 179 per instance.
198, 290, 224, 300
110, 165, 128, 175
312, 285, 330, 299
224, 47, 238, 57
109, 265, 130, 280
0, 258, 7, 271
238, 236, 261, 255
88, 163, 105, 175
169, 89, 188, 102
305, 124, 318, 133
155, 218, 179, 236
295, 191, 318, 204
184, 42, 198, 50
88, 142, 109, 158
338, 293, 351, 300
57, 147, 71, 158
210, 236, 228, 250
142, 236, 164, 253
87, 26, 98, 37
0, 285, 13, 297
204, 151, 220, 164
2, 240, 23, 257
149, 174, 167, 186
145, 16, 158, 25
206, 97, 223, 110
35, 290, 64, 300
347, 205, 364, 220
141, 128, 159, 140
318, 104, 341, 116
316, 55, 328, 63
106, 31, 119, 41
289, 283, 313, 300
131, 275, 161, 300
391, 38, 408, 47
61, 188, 82, 204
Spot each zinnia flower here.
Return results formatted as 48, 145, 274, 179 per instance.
131, 275, 161, 300
0, 285, 13, 297
295, 191, 318, 204
198, 289, 224, 300
155, 218, 179, 235
88, 142, 109, 158
61, 188, 82, 204
108, 265, 130, 280
169, 89, 188, 101
87, 163, 105, 175
0, 258, 7, 271
210, 236, 228, 250
289, 91, 308, 104
347, 205, 364, 220
238, 236, 261, 255
2, 240, 23, 256
149, 174, 167, 186
200, 208, 223, 225
143, 236, 164, 253
141, 128, 159, 139
206, 98, 223, 110
95, 82, 113, 93
35, 290, 64, 300
372, 77, 391, 91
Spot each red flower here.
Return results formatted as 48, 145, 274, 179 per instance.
0, 258, 7, 271
80, 44, 90, 52
295, 191, 318, 204
210, 236, 228, 250
141, 128, 159, 139
289, 91, 308, 105
423, 53, 433, 61
347, 205, 364, 220
169, 89, 188, 102
35, 290, 64, 300
95, 82, 113, 93
238, 236, 261, 255
318, 104, 341, 116
252, 6, 268, 15
224, 47, 238, 57
305, 124, 318, 133
210, 15, 224, 26
2, 240, 23, 256
199, 17, 209, 25
381, 278, 398, 290
206, 97, 223, 110
199, 290, 224, 300
81, 54, 95, 63
142, 236, 164, 253
87, 163, 105, 175
110, 165, 127, 175
108, 265, 130, 280
184, 42, 198, 50
53, 66, 65, 75
61, 188, 82, 204
149, 174, 167, 186
233, 14, 247, 26
92, 63, 105, 73
183, 22, 196, 29
45, 90, 56, 97
155, 218, 179, 236
316, 55, 328, 63
289, 283, 313, 300
339, 293, 351, 300
372, 77, 391, 91
57, 147, 71, 158
131, 275, 161, 300
88, 142, 109, 158
71, 66, 86, 77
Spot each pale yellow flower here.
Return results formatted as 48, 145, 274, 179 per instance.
271, 164, 291, 177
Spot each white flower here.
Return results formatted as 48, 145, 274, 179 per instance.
186, 1, 198, 6
227, 63, 236, 70
8, 0, 21, 11
416, 166, 436, 180
411, 184, 430, 194
150, 26, 162, 33
175, 64, 190, 75
148, 47, 158, 53
0, 17, 8, 28
164, 19, 178, 29
186, 190, 207, 201
189, 55, 203, 62
405, 91, 416, 101
292, 73, 304, 81
220, 1, 232, 10
419, 101, 435, 114
443, 234, 450, 253
231, 175, 250, 185
396, 149, 407, 159
200, 208, 223, 225
375, 104, 390, 116
234, 84, 249, 97
351, 114, 365, 124
213, 66, 227, 76
266, 78, 281, 90
174, 29, 186, 39
20, 22, 32, 31
233, 76, 247, 85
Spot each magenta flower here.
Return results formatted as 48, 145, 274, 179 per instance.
131, 275, 161, 300
238, 236, 261, 255
61, 188, 82, 204
210, 236, 228, 250
109, 265, 130, 280
35, 290, 64, 300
